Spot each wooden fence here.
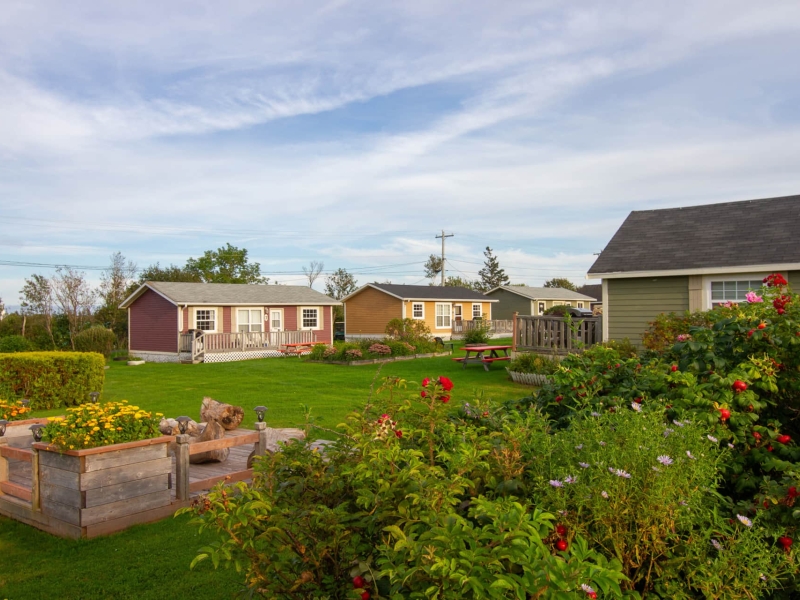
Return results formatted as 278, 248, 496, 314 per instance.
452, 319, 514, 336
512, 314, 602, 354
180, 330, 316, 360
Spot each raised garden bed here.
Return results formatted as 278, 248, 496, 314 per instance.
506, 369, 551, 386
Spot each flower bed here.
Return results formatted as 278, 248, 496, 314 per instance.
307, 336, 439, 363
506, 352, 559, 386
0, 399, 32, 421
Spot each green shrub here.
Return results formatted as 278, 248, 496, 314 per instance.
544, 305, 570, 316
73, 326, 116, 357
641, 310, 712, 352
596, 337, 638, 357
462, 318, 492, 345
385, 317, 432, 341
0, 335, 35, 353
508, 352, 559, 374
0, 352, 105, 410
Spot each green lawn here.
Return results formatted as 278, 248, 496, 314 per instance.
0, 342, 531, 599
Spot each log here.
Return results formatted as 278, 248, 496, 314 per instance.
200, 397, 244, 430
159, 418, 204, 437
189, 420, 229, 464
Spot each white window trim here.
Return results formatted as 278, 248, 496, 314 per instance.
704, 273, 772, 310
195, 308, 217, 333
453, 303, 463, 322
411, 302, 425, 319
435, 302, 452, 329
300, 306, 321, 330
537, 301, 545, 315
577, 302, 584, 309
472, 303, 482, 319
236, 307, 264, 333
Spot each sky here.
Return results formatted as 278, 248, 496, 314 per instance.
2, 0, 800, 308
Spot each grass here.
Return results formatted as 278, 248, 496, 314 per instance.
0, 339, 533, 599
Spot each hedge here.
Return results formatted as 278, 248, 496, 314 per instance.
0, 352, 106, 410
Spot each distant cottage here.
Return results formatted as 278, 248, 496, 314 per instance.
587, 194, 800, 346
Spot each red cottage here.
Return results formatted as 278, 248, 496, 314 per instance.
120, 282, 340, 363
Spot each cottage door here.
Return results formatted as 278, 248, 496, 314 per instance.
453, 304, 463, 322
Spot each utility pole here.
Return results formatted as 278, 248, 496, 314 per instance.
435, 230, 454, 286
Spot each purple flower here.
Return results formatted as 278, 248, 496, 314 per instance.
736, 514, 753, 527
652, 466, 660, 472
575, 444, 583, 450
677, 334, 691, 342
673, 420, 684, 427
711, 538, 722, 551
578, 462, 590, 469
565, 475, 577, 484
663, 428, 674, 438
591, 411, 600, 417
613, 468, 631, 479
657, 455, 673, 466
728, 443, 734, 449
707, 435, 718, 443
686, 450, 696, 460
581, 584, 596, 594
679, 500, 688, 506
549, 480, 564, 488
599, 441, 607, 447
631, 402, 642, 412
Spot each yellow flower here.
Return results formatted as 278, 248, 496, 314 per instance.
92, 426, 100, 432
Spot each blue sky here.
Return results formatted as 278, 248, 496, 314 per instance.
2, 1, 800, 307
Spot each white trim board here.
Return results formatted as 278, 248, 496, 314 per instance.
587, 263, 800, 280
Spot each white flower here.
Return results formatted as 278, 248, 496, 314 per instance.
613, 468, 631, 479
707, 435, 718, 443
711, 539, 722, 551
581, 584, 596, 594
663, 428, 674, 437
575, 444, 583, 450
601, 490, 609, 499
549, 480, 564, 488
578, 462, 590, 468
686, 450, 696, 460
736, 514, 753, 527
673, 420, 685, 427
599, 441, 607, 446
631, 402, 642, 412
591, 411, 600, 417
657, 455, 673, 466
728, 443, 735, 449
652, 466, 660, 472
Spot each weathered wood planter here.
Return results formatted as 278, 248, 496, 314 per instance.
33, 437, 172, 535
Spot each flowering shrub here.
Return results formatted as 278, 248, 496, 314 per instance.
641, 310, 712, 352
367, 343, 392, 356
507, 352, 559, 375
0, 399, 32, 421
344, 348, 363, 360
42, 401, 162, 450
181, 377, 628, 598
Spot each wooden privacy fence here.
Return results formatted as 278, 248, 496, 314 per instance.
452, 319, 514, 336
512, 313, 602, 354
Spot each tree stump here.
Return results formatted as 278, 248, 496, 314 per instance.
200, 397, 244, 431
159, 417, 204, 436
189, 420, 229, 464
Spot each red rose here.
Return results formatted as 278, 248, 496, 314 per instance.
787, 486, 798, 498
438, 376, 454, 391
757, 323, 766, 330
777, 434, 791, 445
778, 536, 793, 551
753, 431, 762, 440
420, 391, 427, 398
587, 593, 598, 600
482, 411, 489, 417
747, 329, 755, 337
671, 365, 678, 372
732, 380, 747, 392
422, 377, 430, 387
361, 592, 371, 600
615, 363, 620, 368
767, 445, 774, 452
778, 308, 786, 315
719, 408, 731, 421
634, 397, 643, 404
555, 539, 568, 551
555, 395, 563, 403
555, 524, 567, 537
764, 499, 770, 509
395, 430, 402, 439
353, 575, 366, 588
441, 395, 450, 404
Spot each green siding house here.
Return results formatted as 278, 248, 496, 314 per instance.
485, 286, 596, 320
588, 195, 800, 347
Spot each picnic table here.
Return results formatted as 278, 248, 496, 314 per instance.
279, 342, 326, 356
452, 345, 512, 371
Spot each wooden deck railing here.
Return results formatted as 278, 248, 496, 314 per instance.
452, 319, 514, 336
181, 330, 316, 359
512, 314, 602, 354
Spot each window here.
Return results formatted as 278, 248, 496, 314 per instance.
412, 303, 424, 319
196, 309, 216, 332
435, 303, 451, 328
711, 280, 763, 305
237, 309, 263, 333
453, 304, 462, 321
301, 308, 319, 329
270, 310, 283, 331
472, 303, 482, 319
538, 301, 545, 314
577, 302, 584, 309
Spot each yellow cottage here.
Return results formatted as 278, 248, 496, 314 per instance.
341, 283, 497, 340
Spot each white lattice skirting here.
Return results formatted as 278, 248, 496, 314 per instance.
203, 349, 285, 363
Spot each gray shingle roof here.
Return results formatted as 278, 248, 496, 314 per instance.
577, 284, 602, 302
588, 195, 800, 275
368, 283, 494, 301
488, 286, 596, 301
123, 282, 339, 307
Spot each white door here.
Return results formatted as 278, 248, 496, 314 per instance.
454, 304, 463, 322
270, 310, 283, 332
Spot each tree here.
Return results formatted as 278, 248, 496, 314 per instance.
0, 296, 4, 319
543, 277, 577, 291
442, 276, 480, 290
185, 243, 268, 284
477, 247, 509, 291
136, 263, 201, 284
20, 274, 56, 347
302, 261, 325, 288
51, 267, 96, 349
96, 252, 137, 346
423, 254, 443, 284
324, 268, 358, 322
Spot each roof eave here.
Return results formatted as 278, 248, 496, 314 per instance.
587, 262, 800, 280
119, 283, 177, 309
